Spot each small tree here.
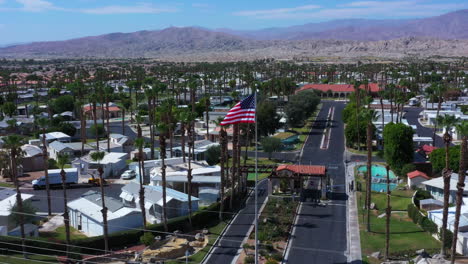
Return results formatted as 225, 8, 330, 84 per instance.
261, 137, 282, 160
10, 200, 37, 226
205, 145, 221, 166
383, 123, 414, 175
140, 232, 155, 246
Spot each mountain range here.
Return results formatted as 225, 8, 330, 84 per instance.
0, 9, 467, 61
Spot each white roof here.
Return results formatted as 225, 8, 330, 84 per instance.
41, 132, 71, 141
21, 144, 42, 157
422, 173, 468, 191
82, 152, 127, 164
152, 175, 221, 184
0, 189, 33, 216
67, 197, 139, 222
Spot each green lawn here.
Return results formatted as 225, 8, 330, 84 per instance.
165, 220, 229, 264
356, 189, 440, 260
247, 173, 269, 181
0, 182, 15, 188
0, 254, 58, 263
40, 226, 87, 241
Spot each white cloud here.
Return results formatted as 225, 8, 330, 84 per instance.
233, 5, 320, 17
233, 1, 468, 20
16, 0, 63, 12
82, 3, 177, 14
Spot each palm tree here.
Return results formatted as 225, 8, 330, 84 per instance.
451, 120, 468, 264
89, 93, 100, 150
432, 84, 447, 147
438, 114, 459, 256
104, 86, 113, 152
134, 137, 147, 228
57, 154, 71, 258
37, 118, 52, 216
216, 119, 227, 221
4, 135, 26, 258
90, 151, 109, 252
361, 109, 379, 232
385, 165, 391, 260
157, 121, 169, 232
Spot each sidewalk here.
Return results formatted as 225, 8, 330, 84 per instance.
347, 162, 362, 263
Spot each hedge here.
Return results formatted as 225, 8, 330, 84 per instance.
0, 194, 247, 256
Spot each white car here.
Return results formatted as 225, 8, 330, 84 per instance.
121, 170, 136, 180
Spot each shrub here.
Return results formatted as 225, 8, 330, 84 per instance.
266, 260, 279, 264
271, 253, 283, 261
439, 228, 453, 250
401, 163, 416, 177
265, 242, 274, 252
245, 255, 255, 264
140, 232, 155, 246
421, 218, 438, 234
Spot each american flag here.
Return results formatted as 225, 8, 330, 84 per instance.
220, 94, 256, 126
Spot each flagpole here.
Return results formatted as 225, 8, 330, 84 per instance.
254, 92, 258, 264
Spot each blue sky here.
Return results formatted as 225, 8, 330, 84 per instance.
0, 0, 467, 45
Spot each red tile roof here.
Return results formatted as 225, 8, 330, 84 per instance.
419, 145, 437, 154
297, 83, 380, 94
407, 170, 429, 180
276, 164, 326, 176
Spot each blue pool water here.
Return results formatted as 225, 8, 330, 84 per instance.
357, 165, 398, 192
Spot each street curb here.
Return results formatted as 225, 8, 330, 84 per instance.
347, 163, 362, 264
231, 193, 269, 264
281, 201, 302, 264
201, 187, 254, 264
202, 179, 265, 264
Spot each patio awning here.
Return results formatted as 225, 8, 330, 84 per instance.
119, 192, 134, 202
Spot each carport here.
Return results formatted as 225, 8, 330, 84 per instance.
268, 164, 327, 201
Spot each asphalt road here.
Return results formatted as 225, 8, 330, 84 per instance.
23, 184, 124, 213
286, 101, 348, 264
404, 107, 444, 148
205, 180, 268, 264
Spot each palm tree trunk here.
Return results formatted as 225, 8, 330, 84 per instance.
122, 108, 125, 135
93, 102, 99, 150
81, 108, 86, 155
441, 132, 452, 256
236, 125, 242, 194
385, 165, 391, 260
433, 99, 442, 147
98, 167, 109, 252
187, 124, 193, 227
451, 136, 467, 263
181, 124, 186, 163
366, 123, 372, 232
42, 128, 52, 216
219, 128, 226, 221
138, 149, 147, 228
106, 101, 110, 152
232, 124, 239, 201
380, 97, 385, 149
12, 148, 26, 258
244, 124, 250, 166
60, 169, 71, 258
160, 135, 168, 232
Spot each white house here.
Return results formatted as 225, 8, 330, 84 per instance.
422, 173, 468, 203
48, 141, 74, 160
67, 190, 142, 237
429, 198, 468, 255
39, 132, 71, 146
0, 188, 34, 231
72, 152, 128, 178
150, 158, 220, 185
171, 140, 220, 161
407, 170, 430, 188
120, 182, 199, 224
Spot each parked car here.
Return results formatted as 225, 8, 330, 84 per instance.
121, 170, 136, 180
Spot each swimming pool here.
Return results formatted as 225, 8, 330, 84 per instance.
357, 165, 398, 192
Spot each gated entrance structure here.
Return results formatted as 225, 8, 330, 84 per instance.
268, 164, 327, 201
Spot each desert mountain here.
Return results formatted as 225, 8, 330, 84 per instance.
0, 10, 467, 60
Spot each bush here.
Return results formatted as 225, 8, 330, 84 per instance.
140, 232, 155, 246
440, 228, 453, 250
271, 253, 283, 261
401, 163, 416, 178
421, 217, 438, 234
266, 260, 279, 264
245, 255, 255, 264
205, 145, 221, 166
